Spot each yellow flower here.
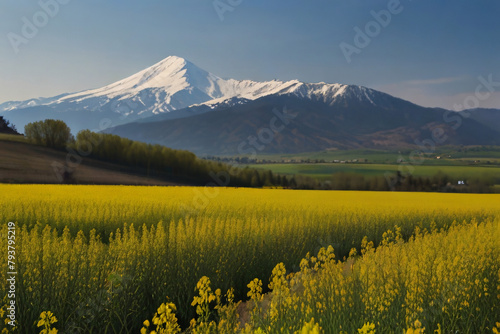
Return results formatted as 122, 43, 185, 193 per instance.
358, 322, 376, 334
296, 318, 321, 334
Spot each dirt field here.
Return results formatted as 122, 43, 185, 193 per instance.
0, 139, 180, 186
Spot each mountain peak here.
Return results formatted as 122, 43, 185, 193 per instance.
160, 55, 187, 63
0, 56, 400, 134
59, 55, 216, 102
151, 55, 190, 74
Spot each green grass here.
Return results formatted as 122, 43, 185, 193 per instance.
248, 163, 500, 182
0, 133, 27, 143
241, 147, 500, 164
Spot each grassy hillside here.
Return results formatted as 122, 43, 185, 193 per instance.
0, 134, 180, 185
0, 133, 26, 143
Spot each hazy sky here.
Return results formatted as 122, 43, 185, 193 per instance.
1, 0, 499, 110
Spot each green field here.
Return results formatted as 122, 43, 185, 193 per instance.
242, 147, 500, 164
247, 162, 500, 182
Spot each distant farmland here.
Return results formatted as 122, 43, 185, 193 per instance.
247, 162, 500, 183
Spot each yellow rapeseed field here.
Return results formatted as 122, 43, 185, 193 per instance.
0, 185, 498, 333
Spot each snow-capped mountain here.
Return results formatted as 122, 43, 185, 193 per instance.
2, 55, 499, 155
0, 56, 388, 133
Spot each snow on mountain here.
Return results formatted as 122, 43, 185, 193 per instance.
0, 94, 69, 112
0, 56, 385, 133
60, 56, 218, 103
51, 56, 366, 112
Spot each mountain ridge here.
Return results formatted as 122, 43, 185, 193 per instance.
1, 55, 499, 155
0, 56, 392, 133
104, 94, 500, 155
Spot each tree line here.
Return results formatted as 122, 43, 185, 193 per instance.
23, 119, 293, 187
24, 119, 72, 148
326, 171, 496, 193
22, 119, 498, 193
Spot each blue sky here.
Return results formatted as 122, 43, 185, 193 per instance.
1, 0, 499, 109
